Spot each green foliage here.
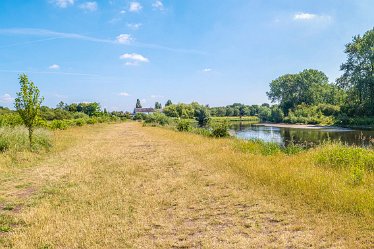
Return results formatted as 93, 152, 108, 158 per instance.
0, 126, 52, 153
154, 102, 162, 109
0, 113, 23, 127
258, 106, 271, 121
337, 27, 374, 116
133, 113, 146, 120
136, 99, 142, 108
165, 99, 173, 106
176, 119, 192, 132
267, 69, 345, 115
14, 74, 44, 150
50, 120, 69, 130
144, 113, 170, 126
211, 121, 230, 137
284, 104, 335, 125
195, 107, 211, 127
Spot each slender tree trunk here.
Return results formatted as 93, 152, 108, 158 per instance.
28, 126, 33, 151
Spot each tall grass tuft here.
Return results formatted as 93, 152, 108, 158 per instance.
0, 126, 52, 152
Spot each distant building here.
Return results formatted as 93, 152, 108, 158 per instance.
133, 108, 156, 114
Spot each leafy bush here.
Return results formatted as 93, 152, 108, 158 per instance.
195, 107, 211, 127
0, 113, 23, 127
176, 119, 192, 132
74, 118, 86, 126
144, 113, 170, 126
133, 113, 146, 121
50, 120, 69, 130
211, 121, 230, 138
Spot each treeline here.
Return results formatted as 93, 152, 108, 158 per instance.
264, 27, 374, 125
0, 101, 129, 130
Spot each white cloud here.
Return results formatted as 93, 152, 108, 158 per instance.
293, 12, 317, 20
0, 94, 13, 103
127, 23, 142, 30
293, 12, 332, 22
152, 0, 164, 10
116, 34, 133, 44
151, 95, 164, 99
120, 10, 126, 14
129, 2, 142, 12
51, 0, 74, 8
118, 92, 130, 96
202, 68, 212, 72
79, 2, 98, 11
49, 64, 60, 70
120, 53, 149, 66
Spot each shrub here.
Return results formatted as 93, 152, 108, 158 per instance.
86, 117, 98, 125
144, 113, 170, 126
133, 113, 146, 121
50, 120, 69, 130
211, 121, 230, 138
236, 139, 282, 156
176, 119, 192, 132
74, 118, 86, 126
0, 113, 23, 127
195, 107, 211, 127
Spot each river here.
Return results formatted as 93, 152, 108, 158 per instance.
231, 123, 374, 147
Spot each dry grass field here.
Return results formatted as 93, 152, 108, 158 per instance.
0, 122, 373, 248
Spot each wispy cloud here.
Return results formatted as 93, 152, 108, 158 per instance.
120, 53, 149, 66
0, 69, 100, 77
79, 1, 98, 11
118, 92, 130, 96
0, 28, 206, 55
0, 94, 13, 104
152, 0, 164, 10
49, 64, 60, 70
202, 68, 212, 72
151, 95, 164, 99
116, 34, 133, 44
127, 23, 142, 30
129, 2, 142, 12
293, 12, 332, 22
51, 0, 74, 8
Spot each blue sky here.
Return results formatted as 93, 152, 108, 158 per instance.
0, 0, 373, 111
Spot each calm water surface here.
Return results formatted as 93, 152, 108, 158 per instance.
231, 123, 374, 147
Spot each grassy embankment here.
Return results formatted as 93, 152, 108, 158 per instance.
0, 122, 373, 248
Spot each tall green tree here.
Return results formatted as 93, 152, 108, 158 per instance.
155, 102, 162, 109
165, 99, 172, 106
136, 99, 142, 108
195, 106, 211, 127
14, 74, 44, 150
337, 27, 374, 115
267, 69, 341, 114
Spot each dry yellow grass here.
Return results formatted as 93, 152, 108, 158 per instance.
0, 122, 373, 248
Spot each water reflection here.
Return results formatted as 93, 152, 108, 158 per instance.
232, 123, 374, 147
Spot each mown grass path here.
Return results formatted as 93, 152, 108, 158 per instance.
2, 123, 373, 248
